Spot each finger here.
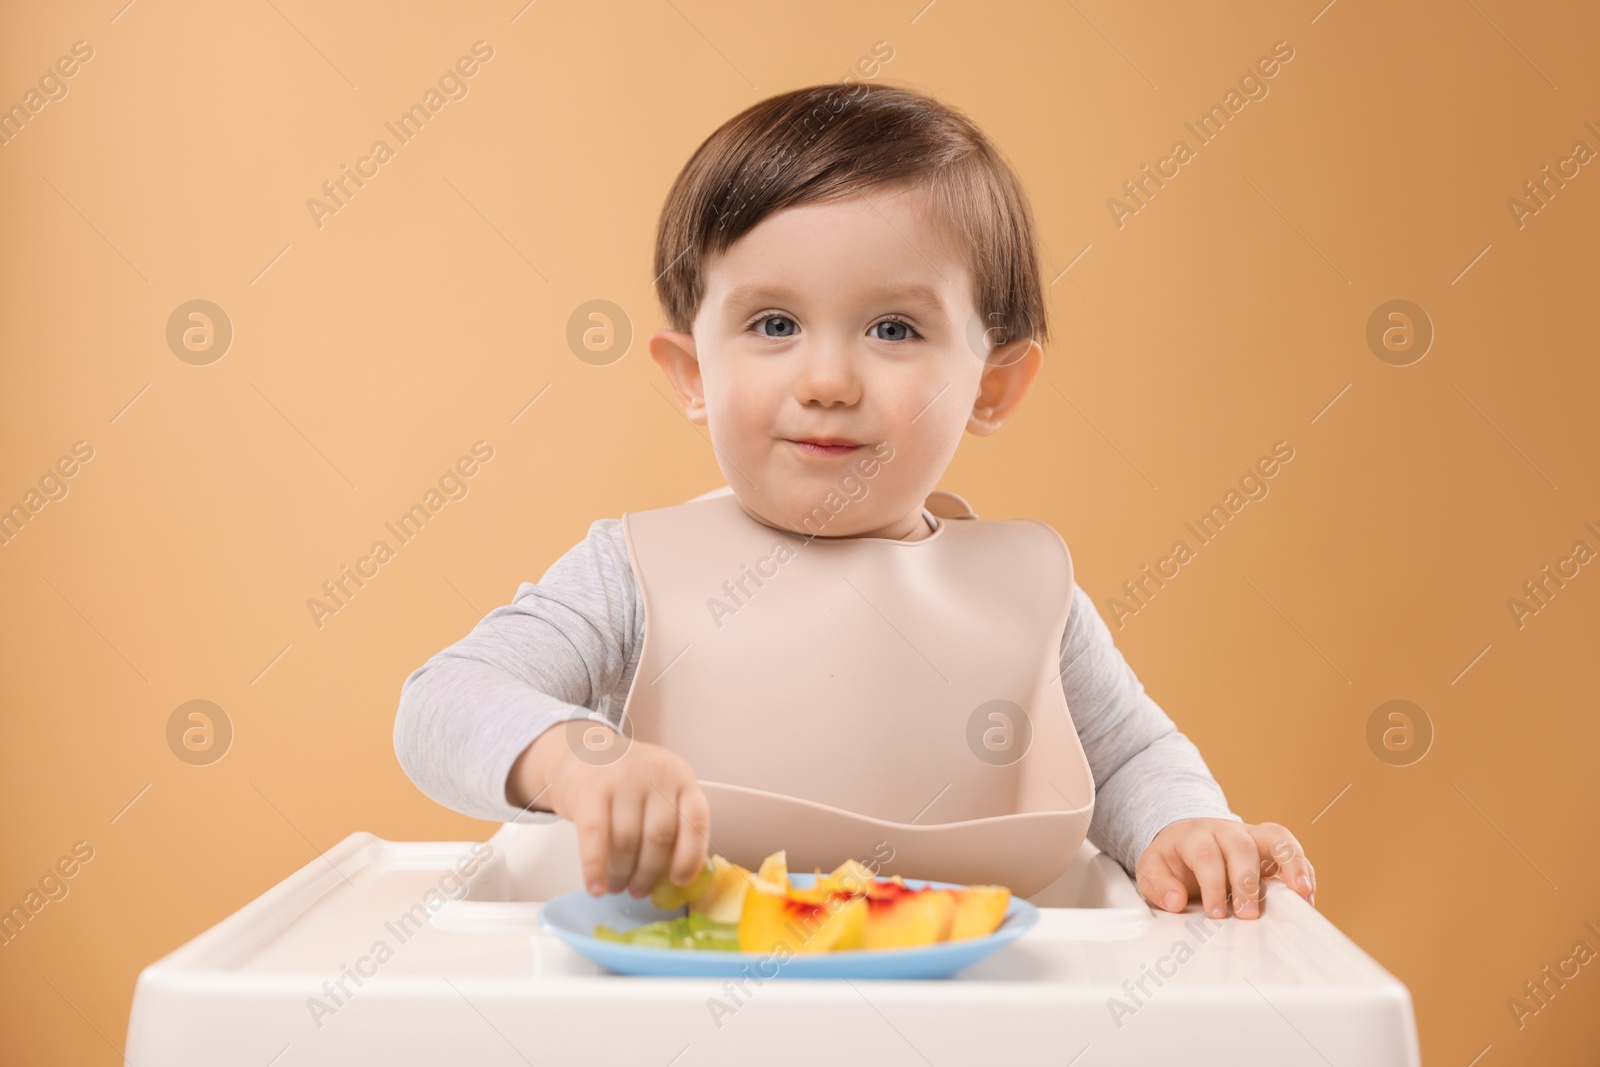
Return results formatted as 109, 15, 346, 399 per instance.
572, 793, 612, 896
1135, 853, 1190, 914
607, 788, 644, 893
1219, 828, 1263, 919
1176, 833, 1229, 919
1248, 823, 1315, 905
668, 783, 711, 885
1281, 856, 1316, 906
626, 788, 681, 898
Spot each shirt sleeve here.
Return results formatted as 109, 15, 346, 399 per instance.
392, 518, 641, 824
1058, 582, 1240, 874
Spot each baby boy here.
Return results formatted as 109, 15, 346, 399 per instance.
394, 82, 1316, 921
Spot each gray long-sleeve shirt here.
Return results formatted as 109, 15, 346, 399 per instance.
393, 510, 1239, 875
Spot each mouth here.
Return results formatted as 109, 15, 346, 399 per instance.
787, 437, 864, 457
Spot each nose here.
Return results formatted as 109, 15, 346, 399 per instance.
791, 333, 862, 408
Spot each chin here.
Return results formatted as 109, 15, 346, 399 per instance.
734, 488, 848, 538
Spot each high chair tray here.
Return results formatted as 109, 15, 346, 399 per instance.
126, 823, 1421, 1066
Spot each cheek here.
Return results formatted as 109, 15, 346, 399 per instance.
869, 370, 969, 482
897, 360, 979, 439
703, 365, 775, 441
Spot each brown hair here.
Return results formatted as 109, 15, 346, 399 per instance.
652, 82, 1050, 349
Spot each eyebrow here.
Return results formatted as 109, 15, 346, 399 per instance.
720, 282, 950, 313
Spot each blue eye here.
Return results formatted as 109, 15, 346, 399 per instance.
871, 318, 918, 341
753, 315, 797, 338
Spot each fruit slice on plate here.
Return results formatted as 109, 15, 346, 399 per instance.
738, 884, 867, 954
860, 880, 958, 949
949, 886, 1012, 940
649, 857, 716, 911
810, 858, 876, 894
756, 849, 789, 890
688, 855, 754, 924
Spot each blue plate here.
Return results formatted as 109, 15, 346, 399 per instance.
538, 873, 1038, 979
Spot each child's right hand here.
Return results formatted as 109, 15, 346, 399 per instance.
508, 724, 711, 899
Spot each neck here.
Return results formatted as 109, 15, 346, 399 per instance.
887, 510, 933, 541
732, 497, 934, 542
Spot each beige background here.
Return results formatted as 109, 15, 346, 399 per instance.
2, 0, 1597, 1063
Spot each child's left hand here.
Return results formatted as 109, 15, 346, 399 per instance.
1134, 818, 1314, 920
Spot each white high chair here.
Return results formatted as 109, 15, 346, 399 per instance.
126, 819, 1421, 1065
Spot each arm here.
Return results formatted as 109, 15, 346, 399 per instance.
392, 518, 642, 823
392, 517, 710, 898
1058, 582, 1238, 872
1059, 583, 1316, 917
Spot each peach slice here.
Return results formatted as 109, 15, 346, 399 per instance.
860, 881, 957, 949
756, 849, 789, 890
948, 885, 1011, 940
813, 858, 877, 895
738, 885, 866, 954
688, 855, 754, 924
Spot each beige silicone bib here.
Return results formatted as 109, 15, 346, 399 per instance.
619, 487, 1094, 897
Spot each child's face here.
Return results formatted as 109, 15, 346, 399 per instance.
650, 182, 1040, 540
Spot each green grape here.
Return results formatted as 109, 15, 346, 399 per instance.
649, 858, 717, 910
592, 915, 739, 950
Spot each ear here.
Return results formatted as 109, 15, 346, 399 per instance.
967, 337, 1042, 436
648, 328, 707, 424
